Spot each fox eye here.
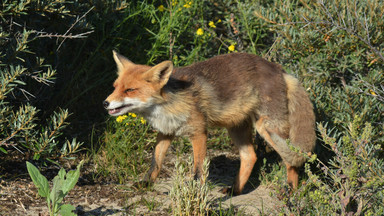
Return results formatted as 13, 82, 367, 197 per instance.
124, 88, 136, 93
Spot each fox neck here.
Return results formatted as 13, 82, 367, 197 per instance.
141, 92, 192, 135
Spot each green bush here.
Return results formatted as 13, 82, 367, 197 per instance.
254, 0, 384, 136
0, 0, 84, 159
278, 117, 384, 215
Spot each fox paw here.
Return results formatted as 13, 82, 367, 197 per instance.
220, 187, 241, 196
220, 187, 234, 195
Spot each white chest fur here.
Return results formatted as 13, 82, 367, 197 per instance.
144, 105, 190, 136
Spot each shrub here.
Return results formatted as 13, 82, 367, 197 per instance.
278, 117, 384, 215
254, 0, 384, 137
0, 1, 85, 159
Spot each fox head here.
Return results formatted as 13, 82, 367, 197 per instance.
103, 51, 174, 116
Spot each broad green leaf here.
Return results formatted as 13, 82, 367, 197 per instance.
58, 168, 66, 180
26, 162, 50, 197
61, 161, 83, 195
50, 175, 65, 207
59, 204, 76, 216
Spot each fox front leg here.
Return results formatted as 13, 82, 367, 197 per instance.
147, 133, 174, 181
135, 133, 173, 188
190, 132, 208, 180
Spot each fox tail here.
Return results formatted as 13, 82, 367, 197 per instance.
283, 74, 316, 167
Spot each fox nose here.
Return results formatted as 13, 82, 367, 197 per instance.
103, 101, 109, 109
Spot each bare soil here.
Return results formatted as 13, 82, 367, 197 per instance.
0, 150, 282, 215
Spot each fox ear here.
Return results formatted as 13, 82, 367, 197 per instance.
112, 50, 133, 73
144, 61, 173, 87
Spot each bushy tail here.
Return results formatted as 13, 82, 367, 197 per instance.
283, 74, 316, 166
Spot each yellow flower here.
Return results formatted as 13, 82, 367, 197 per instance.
126, 122, 135, 126
217, 19, 222, 23
158, 5, 165, 12
196, 28, 204, 36
140, 117, 146, 124
228, 44, 235, 52
183, 0, 192, 8
209, 21, 216, 28
129, 113, 137, 118
116, 115, 128, 123
369, 89, 377, 96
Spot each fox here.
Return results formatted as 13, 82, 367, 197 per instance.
103, 51, 316, 195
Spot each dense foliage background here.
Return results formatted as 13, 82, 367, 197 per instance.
1, 0, 383, 214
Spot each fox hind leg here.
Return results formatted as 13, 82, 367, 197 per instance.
286, 163, 299, 188
227, 121, 257, 195
255, 117, 299, 189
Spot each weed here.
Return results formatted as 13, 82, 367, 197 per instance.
169, 157, 211, 216
258, 158, 286, 188
93, 113, 155, 183
140, 197, 159, 211
26, 160, 84, 216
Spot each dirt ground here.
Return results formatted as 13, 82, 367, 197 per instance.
0, 150, 282, 215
